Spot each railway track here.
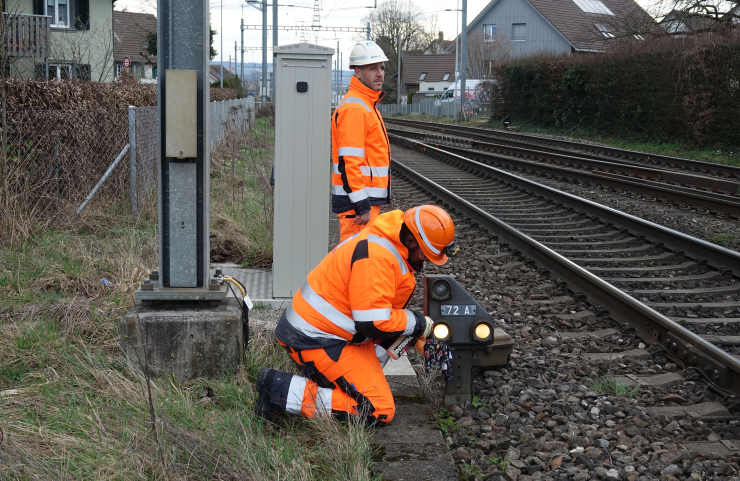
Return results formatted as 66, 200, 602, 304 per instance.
386, 129, 740, 220
389, 136, 740, 401
385, 118, 740, 184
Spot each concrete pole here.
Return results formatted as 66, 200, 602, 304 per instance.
234, 42, 237, 80
460, 0, 467, 122
366, 22, 370, 40
262, 0, 267, 105
273, 0, 277, 104
240, 19, 245, 88
336, 40, 340, 106
397, 33, 401, 111
220, 0, 223, 88
340, 52, 343, 97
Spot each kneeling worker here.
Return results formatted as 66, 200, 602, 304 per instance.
332, 41, 392, 242
255, 205, 457, 425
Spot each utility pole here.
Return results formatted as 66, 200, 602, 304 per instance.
234, 42, 237, 81
273, 0, 277, 104
460, 0, 468, 122
336, 40, 340, 106
262, 0, 267, 105
366, 22, 370, 41
220, 0, 223, 88
241, 19, 245, 88
397, 33, 401, 112
340, 52, 343, 98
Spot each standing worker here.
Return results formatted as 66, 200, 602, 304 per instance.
332, 41, 392, 242
255, 205, 459, 425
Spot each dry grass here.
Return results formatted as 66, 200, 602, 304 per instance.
0, 116, 377, 480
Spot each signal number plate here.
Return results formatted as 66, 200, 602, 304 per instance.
441, 305, 476, 316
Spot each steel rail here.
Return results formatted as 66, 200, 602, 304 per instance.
385, 118, 740, 180
388, 134, 740, 219
390, 137, 740, 396
389, 128, 740, 196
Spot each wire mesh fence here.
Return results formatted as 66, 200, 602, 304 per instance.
377, 97, 491, 120
0, 97, 257, 232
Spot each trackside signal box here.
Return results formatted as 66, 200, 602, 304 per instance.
273, 43, 334, 298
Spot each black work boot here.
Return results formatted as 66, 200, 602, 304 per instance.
254, 367, 280, 422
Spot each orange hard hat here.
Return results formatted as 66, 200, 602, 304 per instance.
403, 205, 456, 266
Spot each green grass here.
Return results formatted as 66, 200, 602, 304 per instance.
433, 408, 460, 437
711, 233, 738, 246
588, 376, 641, 397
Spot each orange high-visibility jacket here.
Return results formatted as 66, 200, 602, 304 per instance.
275, 210, 424, 351
331, 76, 391, 215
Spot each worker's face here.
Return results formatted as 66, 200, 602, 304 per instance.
354, 62, 385, 91
403, 232, 427, 271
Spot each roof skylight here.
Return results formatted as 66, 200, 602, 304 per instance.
573, 0, 614, 15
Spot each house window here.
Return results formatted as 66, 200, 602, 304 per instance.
428, 87, 434, 90
595, 24, 615, 38
419, 72, 427, 81
572, 0, 614, 15
115, 63, 122, 77
442, 73, 450, 81
152, 67, 157, 79
511, 23, 526, 41
47, 0, 70, 28
483, 24, 497, 41
49, 63, 72, 80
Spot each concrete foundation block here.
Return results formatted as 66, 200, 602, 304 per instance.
120, 299, 244, 381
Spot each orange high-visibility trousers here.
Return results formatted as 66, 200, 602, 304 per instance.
337, 205, 381, 242
271, 341, 394, 423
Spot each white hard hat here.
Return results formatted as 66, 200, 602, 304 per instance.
349, 41, 389, 68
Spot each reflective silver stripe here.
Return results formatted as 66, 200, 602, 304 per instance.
367, 234, 409, 275
338, 147, 365, 158
402, 309, 416, 335
365, 187, 387, 198
285, 303, 347, 341
333, 165, 389, 178
415, 206, 441, 255
375, 344, 390, 368
337, 96, 370, 112
301, 281, 356, 334
351, 308, 392, 323
316, 387, 334, 416
331, 185, 387, 201
360, 166, 389, 177
348, 189, 369, 202
285, 376, 307, 415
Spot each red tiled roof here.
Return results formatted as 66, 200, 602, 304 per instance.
402, 53, 456, 85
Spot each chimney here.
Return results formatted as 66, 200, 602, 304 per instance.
438, 31, 444, 41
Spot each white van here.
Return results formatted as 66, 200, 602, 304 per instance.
440, 79, 483, 102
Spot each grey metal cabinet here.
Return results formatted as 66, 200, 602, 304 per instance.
272, 43, 334, 298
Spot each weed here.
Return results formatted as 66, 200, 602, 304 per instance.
588, 376, 641, 397
433, 408, 460, 437
711, 233, 737, 246
472, 395, 486, 408
489, 456, 510, 474
461, 462, 484, 480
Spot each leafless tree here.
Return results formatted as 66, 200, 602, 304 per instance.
48, 17, 116, 81
361, 0, 436, 81
466, 30, 512, 79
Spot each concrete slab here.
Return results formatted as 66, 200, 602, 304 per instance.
561, 328, 620, 340
613, 372, 685, 390
120, 299, 243, 381
582, 349, 651, 361
384, 354, 421, 398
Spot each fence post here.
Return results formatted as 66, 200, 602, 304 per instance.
128, 105, 137, 214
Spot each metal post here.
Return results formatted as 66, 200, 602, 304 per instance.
220, 0, 223, 88
366, 22, 370, 40
262, 0, 267, 106
460, 0, 467, 122
240, 19, 245, 88
397, 33, 401, 109
340, 52, 343, 98
128, 105, 137, 214
336, 40, 340, 106
273, 0, 277, 104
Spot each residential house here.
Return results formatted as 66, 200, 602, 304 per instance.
208, 65, 236, 84
3, 0, 116, 81
445, 0, 655, 58
113, 10, 156, 83
399, 53, 456, 103
425, 31, 454, 54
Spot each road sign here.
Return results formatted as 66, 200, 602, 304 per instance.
123, 57, 131, 69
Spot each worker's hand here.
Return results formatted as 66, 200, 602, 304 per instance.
420, 316, 434, 340
354, 211, 371, 226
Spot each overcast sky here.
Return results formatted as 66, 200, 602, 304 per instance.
115, 0, 656, 69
